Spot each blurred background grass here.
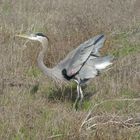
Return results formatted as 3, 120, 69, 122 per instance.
0, 0, 140, 139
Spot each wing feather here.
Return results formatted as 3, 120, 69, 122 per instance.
78, 64, 97, 80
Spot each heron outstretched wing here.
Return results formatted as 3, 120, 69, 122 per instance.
55, 34, 105, 78
56, 34, 105, 70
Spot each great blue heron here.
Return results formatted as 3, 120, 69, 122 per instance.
16, 33, 113, 109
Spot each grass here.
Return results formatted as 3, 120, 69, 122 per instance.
111, 33, 140, 57
0, 0, 140, 139
26, 67, 42, 78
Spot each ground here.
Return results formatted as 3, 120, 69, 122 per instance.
0, 0, 140, 139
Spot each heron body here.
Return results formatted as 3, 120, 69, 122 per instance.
16, 33, 113, 109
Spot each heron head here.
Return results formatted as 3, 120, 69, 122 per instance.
16, 33, 49, 42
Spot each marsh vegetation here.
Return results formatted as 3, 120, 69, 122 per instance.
0, 0, 140, 139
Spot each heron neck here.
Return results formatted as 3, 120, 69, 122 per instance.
37, 39, 52, 77
37, 39, 65, 82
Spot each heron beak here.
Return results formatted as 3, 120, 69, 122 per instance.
15, 34, 31, 39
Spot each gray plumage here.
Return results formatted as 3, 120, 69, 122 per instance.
16, 33, 113, 109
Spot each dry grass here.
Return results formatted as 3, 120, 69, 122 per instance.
0, 0, 140, 139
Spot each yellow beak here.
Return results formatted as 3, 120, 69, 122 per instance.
15, 34, 30, 39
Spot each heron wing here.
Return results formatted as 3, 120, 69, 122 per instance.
78, 55, 113, 80
78, 64, 97, 80
55, 34, 105, 77
66, 34, 105, 76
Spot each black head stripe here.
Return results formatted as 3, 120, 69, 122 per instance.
36, 33, 46, 37
35, 33, 49, 40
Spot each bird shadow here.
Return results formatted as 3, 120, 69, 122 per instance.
30, 83, 96, 105
44, 85, 95, 103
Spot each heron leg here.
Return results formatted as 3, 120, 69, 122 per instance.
73, 84, 80, 110
79, 86, 84, 107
